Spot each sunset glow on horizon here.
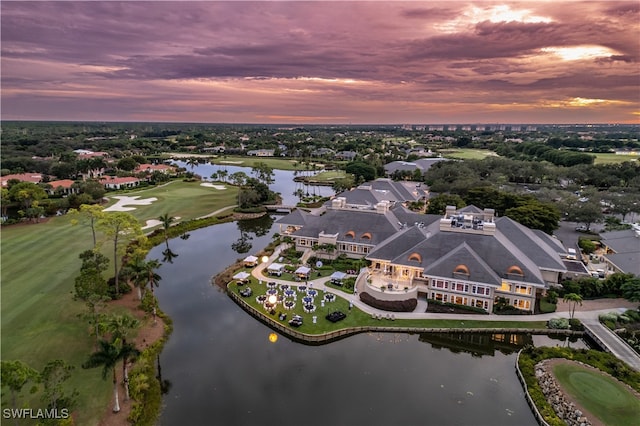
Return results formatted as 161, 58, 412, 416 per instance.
1, 1, 638, 124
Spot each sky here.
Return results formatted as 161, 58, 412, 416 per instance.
1, 1, 639, 124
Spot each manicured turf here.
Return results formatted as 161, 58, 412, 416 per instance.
305, 170, 348, 182
438, 148, 499, 160
105, 180, 238, 226
1, 180, 240, 424
593, 152, 640, 165
552, 362, 640, 426
206, 155, 322, 171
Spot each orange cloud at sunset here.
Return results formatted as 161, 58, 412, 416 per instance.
1, 1, 638, 124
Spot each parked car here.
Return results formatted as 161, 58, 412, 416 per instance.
575, 225, 587, 232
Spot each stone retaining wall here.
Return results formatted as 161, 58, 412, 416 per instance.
535, 359, 592, 426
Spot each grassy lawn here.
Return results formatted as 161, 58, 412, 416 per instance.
305, 170, 347, 182
539, 297, 557, 314
232, 276, 548, 334
593, 152, 639, 165
552, 362, 640, 426
206, 155, 323, 171
1, 181, 240, 424
438, 148, 499, 160
105, 180, 238, 227
1, 217, 114, 425
260, 268, 335, 282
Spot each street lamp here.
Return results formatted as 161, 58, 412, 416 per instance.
261, 255, 269, 264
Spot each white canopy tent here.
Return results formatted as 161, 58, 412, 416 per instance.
267, 263, 285, 276
295, 266, 311, 278
330, 271, 347, 281
243, 255, 258, 266
233, 271, 251, 281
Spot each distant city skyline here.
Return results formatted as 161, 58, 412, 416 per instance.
1, 1, 638, 124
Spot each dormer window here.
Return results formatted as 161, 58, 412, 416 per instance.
453, 264, 470, 277
408, 252, 422, 263
361, 232, 372, 240
507, 265, 524, 277
345, 230, 355, 238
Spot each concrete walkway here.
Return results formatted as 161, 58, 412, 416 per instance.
250, 245, 640, 369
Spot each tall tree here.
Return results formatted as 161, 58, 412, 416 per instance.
563, 293, 583, 320
40, 360, 77, 411
105, 314, 140, 400
74, 250, 110, 301
8, 181, 47, 211
83, 340, 138, 413
1, 360, 39, 425
69, 204, 105, 248
185, 157, 199, 172
426, 194, 466, 215
158, 213, 175, 249
96, 212, 142, 295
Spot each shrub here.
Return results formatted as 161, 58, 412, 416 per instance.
569, 318, 583, 331
547, 318, 569, 329
359, 292, 417, 312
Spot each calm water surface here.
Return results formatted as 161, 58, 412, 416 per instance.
152, 220, 537, 426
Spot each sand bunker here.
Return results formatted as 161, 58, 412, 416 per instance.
200, 183, 227, 190
220, 160, 243, 164
104, 196, 158, 212
142, 216, 182, 230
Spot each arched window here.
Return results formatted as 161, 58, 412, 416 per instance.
507, 265, 524, 276
408, 252, 422, 262
345, 230, 355, 238
361, 232, 372, 240
454, 264, 470, 276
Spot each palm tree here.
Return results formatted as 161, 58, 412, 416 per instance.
563, 293, 583, 320
158, 213, 175, 249
83, 340, 138, 413
105, 314, 140, 401
185, 157, 198, 172
142, 259, 162, 297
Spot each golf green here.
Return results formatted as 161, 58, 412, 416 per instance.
552, 361, 640, 426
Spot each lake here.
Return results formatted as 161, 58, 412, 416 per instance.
153, 163, 560, 425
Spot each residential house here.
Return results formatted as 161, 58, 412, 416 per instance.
134, 163, 176, 175
45, 179, 78, 195
600, 228, 640, 276
100, 176, 140, 190
0, 173, 43, 187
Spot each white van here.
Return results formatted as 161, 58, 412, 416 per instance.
566, 248, 577, 260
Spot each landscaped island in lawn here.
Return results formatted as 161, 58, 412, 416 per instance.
517, 346, 640, 426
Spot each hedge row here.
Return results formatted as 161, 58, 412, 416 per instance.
359, 292, 417, 312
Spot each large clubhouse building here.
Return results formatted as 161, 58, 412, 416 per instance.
276, 179, 570, 313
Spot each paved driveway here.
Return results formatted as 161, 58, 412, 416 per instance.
553, 220, 604, 250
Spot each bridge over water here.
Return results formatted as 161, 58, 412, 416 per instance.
581, 318, 640, 371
